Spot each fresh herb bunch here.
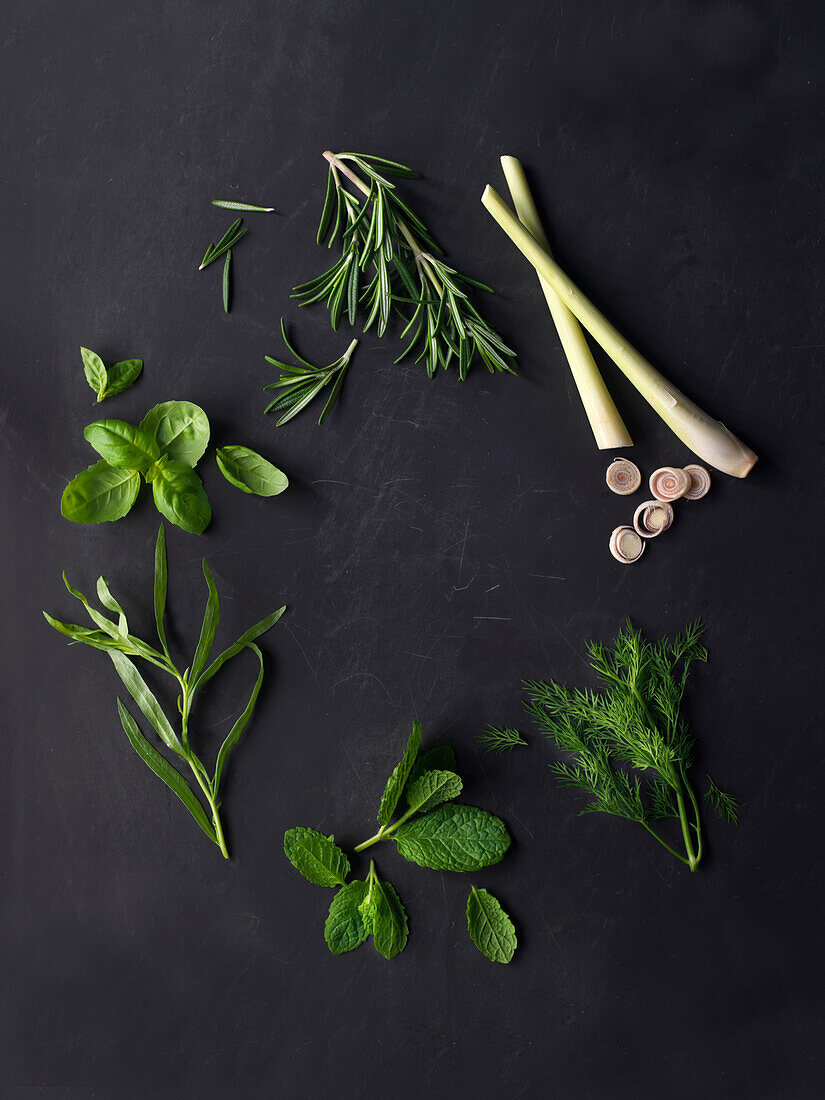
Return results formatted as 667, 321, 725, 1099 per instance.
292, 151, 517, 381
61, 399, 288, 533
80, 347, 142, 403
523, 620, 737, 871
284, 722, 516, 962
44, 524, 286, 858
263, 321, 358, 426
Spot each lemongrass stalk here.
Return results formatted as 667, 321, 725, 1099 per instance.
482, 185, 758, 478
500, 156, 632, 450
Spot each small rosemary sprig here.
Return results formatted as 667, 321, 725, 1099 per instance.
200, 217, 247, 270
263, 321, 358, 426
292, 151, 517, 381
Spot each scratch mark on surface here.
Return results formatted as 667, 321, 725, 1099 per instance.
456, 514, 470, 584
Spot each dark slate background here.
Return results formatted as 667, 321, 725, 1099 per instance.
3, 1, 823, 1096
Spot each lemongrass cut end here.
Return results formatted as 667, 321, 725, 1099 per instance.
650, 467, 690, 501
609, 525, 645, 564
633, 499, 674, 538
683, 464, 711, 500
606, 458, 642, 495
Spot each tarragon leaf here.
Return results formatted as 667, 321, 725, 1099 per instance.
394, 803, 511, 872
466, 886, 517, 964
283, 826, 350, 887
324, 881, 370, 955
212, 644, 264, 793
377, 720, 421, 826
190, 559, 220, 684
153, 524, 170, 658
108, 650, 184, 756
192, 606, 285, 693
405, 769, 462, 814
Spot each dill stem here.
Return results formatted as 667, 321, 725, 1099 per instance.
671, 774, 700, 871
639, 820, 691, 867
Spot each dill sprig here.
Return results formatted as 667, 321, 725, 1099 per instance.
263, 321, 358, 426
291, 151, 517, 381
704, 775, 739, 824
477, 726, 528, 754
523, 619, 736, 872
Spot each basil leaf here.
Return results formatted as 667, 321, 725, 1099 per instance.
407, 744, 457, 787
149, 455, 211, 535
190, 560, 220, 684
364, 876, 408, 960
324, 881, 370, 955
192, 606, 285, 692
140, 401, 210, 466
100, 358, 142, 400
61, 460, 140, 524
405, 769, 462, 815
212, 644, 264, 793
80, 346, 107, 399
108, 650, 184, 756
116, 700, 218, 845
466, 886, 517, 964
377, 720, 422, 826
394, 803, 511, 872
215, 445, 289, 497
153, 524, 170, 658
84, 419, 160, 473
283, 826, 350, 887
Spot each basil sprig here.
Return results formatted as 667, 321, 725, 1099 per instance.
43, 524, 286, 858
80, 346, 143, 403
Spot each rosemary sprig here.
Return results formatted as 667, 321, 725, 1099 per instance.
199, 218, 247, 270
263, 321, 358, 426
292, 151, 517, 381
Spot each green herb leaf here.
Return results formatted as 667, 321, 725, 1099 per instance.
377, 719, 422, 826
404, 769, 462, 814
84, 420, 160, 473
407, 744, 458, 786
324, 881, 371, 955
116, 700, 218, 845
466, 886, 517, 964
61, 460, 141, 524
704, 776, 739, 824
96, 576, 128, 635
139, 401, 211, 467
100, 359, 143, 400
108, 650, 184, 756
361, 864, 408, 959
212, 200, 274, 212
80, 346, 108, 398
190, 559, 220, 684
212, 644, 264, 793
149, 454, 212, 535
222, 250, 231, 314
199, 224, 247, 269
215, 445, 288, 497
283, 826, 350, 887
153, 524, 170, 659
394, 802, 511, 871
192, 606, 285, 693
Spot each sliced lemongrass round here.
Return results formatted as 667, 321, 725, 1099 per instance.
609, 525, 645, 563
649, 466, 690, 501
633, 499, 674, 538
605, 458, 642, 495
683, 463, 711, 500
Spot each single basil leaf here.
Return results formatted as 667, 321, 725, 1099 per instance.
215, 445, 289, 497
394, 803, 511, 872
116, 700, 218, 845
61, 460, 140, 524
212, 644, 264, 793
466, 886, 517, 964
149, 455, 211, 535
405, 769, 463, 815
324, 881, 370, 955
108, 650, 184, 756
100, 358, 142, 400
190, 560, 220, 684
139, 401, 210, 466
193, 606, 285, 692
407, 744, 458, 787
283, 826, 350, 887
84, 419, 160, 473
377, 720, 422, 826
367, 877, 408, 960
80, 346, 107, 398
153, 524, 170, 658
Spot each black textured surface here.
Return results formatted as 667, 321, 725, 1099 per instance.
3, 2, 824, 1096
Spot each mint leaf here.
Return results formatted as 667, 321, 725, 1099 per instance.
283, 826, 350, 887
324, 881, 370, 954
405, 769, 462, 814
376, 720, 421, 826
466, 886, 517, 964
407, 744, 457, 786
359, 863, 408, 959
394, 803, 511, 872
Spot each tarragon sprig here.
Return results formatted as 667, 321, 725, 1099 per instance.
292, 151, 517, 381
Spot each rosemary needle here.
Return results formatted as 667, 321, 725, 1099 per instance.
199, 219, 247, 269
222, 250, 231, 314
212, 200, 275, 212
